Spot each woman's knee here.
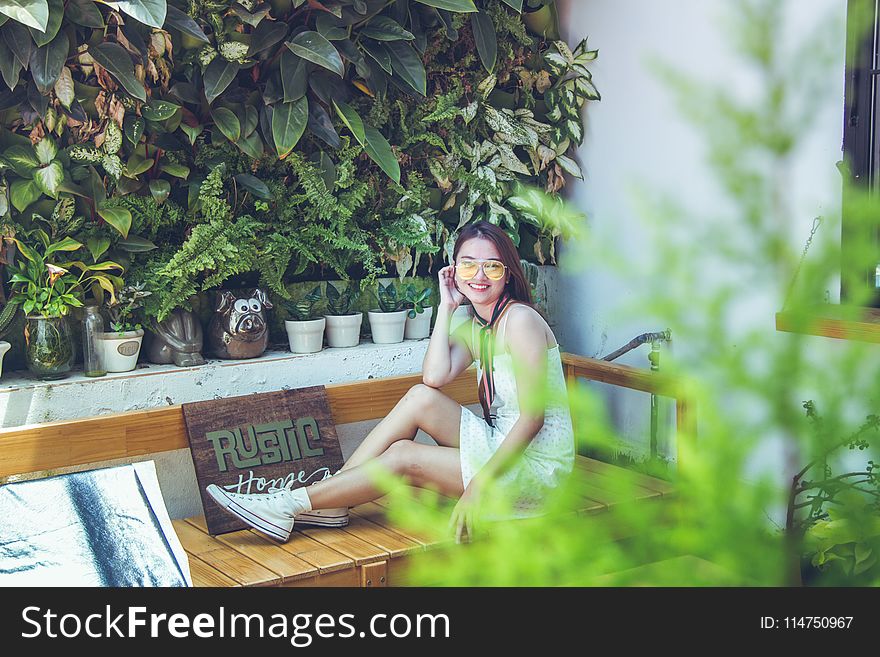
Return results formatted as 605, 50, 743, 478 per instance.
379, 441, 427, 485
402, 383, 435, 405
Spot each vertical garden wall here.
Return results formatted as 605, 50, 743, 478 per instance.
0, 0, 597, 369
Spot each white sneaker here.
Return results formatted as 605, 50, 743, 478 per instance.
294, 470, 350, 528
206, 484, 306, 542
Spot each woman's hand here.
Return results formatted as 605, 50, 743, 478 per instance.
449, 477, 484, 544
438, 264, 465, 310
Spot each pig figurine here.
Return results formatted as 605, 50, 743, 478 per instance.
208, 289, 273, 359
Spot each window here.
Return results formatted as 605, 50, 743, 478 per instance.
843, 0, 880, 305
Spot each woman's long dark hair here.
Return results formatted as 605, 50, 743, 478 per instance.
452, 222, 534, 308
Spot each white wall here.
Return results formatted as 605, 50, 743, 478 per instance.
554, 0, 851, 470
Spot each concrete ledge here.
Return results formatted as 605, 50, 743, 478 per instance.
0, 340, 431, 428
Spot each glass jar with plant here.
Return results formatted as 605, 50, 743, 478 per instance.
323, 281, 363, 348
368, 281, 408, 345
402, 284, 434, 340
5, 230, 123, 380
282, 285, 325, 354
98, 283, 151, 373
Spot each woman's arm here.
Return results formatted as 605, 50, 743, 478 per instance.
422, 265, 474, 388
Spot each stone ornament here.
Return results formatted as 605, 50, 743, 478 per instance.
148, 309, 206, 367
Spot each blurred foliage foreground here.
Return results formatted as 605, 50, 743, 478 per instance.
361, 0, 880, 587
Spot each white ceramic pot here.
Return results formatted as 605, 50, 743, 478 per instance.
404, 306, 433, 340
285, 318, 325, 354
368, 309, 408, 344
97, 329, 144, 372
323, 312, 363, 348
0, 340, 10, 378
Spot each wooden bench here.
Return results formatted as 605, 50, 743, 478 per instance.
0, 353, 693, 587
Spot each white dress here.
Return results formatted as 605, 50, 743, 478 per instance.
458, 304, 575, 519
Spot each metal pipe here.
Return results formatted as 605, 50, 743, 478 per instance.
602, 329, 672, 460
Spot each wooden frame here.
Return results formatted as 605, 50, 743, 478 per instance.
0, 353, 693, 479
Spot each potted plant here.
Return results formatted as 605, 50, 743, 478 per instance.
98, 283, 151, 372
282, 285, 325, 354
5, 230, 122, 380
368, 281, 408, 344
403, 284, 434, 340
324, 281, 363, 348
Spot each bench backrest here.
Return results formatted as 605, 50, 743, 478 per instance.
0, 353, 693, 479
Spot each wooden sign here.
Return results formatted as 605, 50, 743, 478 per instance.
182, 386, 344, 536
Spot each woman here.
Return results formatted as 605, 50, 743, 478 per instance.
206, 221, 574, 543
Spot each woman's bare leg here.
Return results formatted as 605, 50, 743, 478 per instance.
306, 442, 464, 510
340, 383, 463, 471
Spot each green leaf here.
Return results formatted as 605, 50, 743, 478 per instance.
555, 153, 583, 179
4, 144, 39, 175
359, 17, 414, 41
34, 137, 55, 165
414, 0, 477, 12
286, 31, 343, 77
164, 5, 207, 43
53, 66, 74, 108
124, 115, 145, 145
471, 11, 496, 74
3, 20, 32, 68
385, 42, 426, 96
235, 130, 263, 159
203, 57, 240, 104
500, 0, 522, 10
0, 0, 48, 31
141, 99, 180, 121
159, 161, 189, 178
0, 37, 20, 90
33, 160, 63, 197
332, 100, 365, 146
123, 155, 153, 176
272, 96, 308, 158
233, 173, 271, 200
90, 41, 146, 101
364, 126, 400, 184
211, 106, 241, 142
280, 49, 308, 101
180, 123, 203, 145
97, 204, 132, 238
149, 178, 170, 203
242, 105, 258, 137
314, 13, 347, 41
86, 236, 110, 262
29, 31, 68, 94
362, 40, 391, 74
117, 234, 157, 252
10, 178, 41, 212
104, 0, 166, 29
248, 18, 288, 55
66, 0, 103, 28
26, 0, 60, 46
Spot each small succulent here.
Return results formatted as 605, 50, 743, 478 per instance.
376, 281, 404, 313
282, 285, 323, 321
326, 281, 361, 316
403, 284, 432, 319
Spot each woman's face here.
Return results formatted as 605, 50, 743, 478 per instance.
454, 237, 509, 306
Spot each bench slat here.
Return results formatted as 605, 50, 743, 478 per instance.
172, 519, 282, 587
185, 516, 318, 584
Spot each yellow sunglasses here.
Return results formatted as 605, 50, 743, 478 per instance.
455, 258, 507, 281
